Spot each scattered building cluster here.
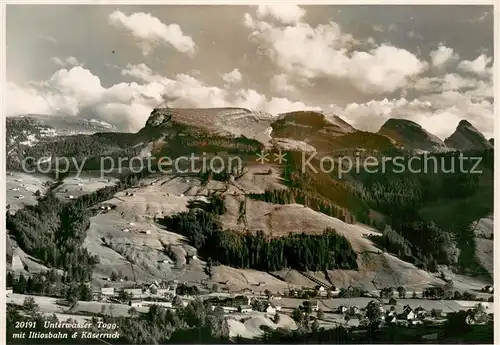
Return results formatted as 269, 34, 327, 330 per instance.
98, 280, 180, 303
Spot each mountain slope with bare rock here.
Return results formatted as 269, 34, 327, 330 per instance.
444, 120, 493, 151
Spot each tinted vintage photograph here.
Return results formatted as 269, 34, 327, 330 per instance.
5, 3, 495, 344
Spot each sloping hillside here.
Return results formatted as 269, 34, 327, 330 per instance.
5, 107, 494, 293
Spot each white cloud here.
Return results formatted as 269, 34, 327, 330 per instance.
413, 73, 483, 94
244, 12, 427, 94
121, 63, 158, 82
342, 92, 493, 140
7, 64, 320, 131
6, 65, 223, 131
265, 97, 321, 115
108, 11, 196, 56
7, 82, 54, 116
429, 45, 459, 68
270, 73, 296, 93
221, 68, 242, 85
50, 56, 83, 67
233, 89, 320, 114
256, 4, 305, 25
457, 54, 493, 79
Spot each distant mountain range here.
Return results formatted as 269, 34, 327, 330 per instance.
6, 108, 493, 171
138, 107, 492, 154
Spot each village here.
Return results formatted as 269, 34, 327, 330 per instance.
78, 279, 494, 333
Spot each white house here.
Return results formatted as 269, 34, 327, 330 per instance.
6, 289, 13, 296
124, 288, 143, 297
101, 287, 115, 296
338, 305, 348, 314
239, 305, 252, 313
265, 304, 281, 314
315, 285, 325, 292
401, 310, 416, 320
156, 288, 173, 296
415, 306, 427, 318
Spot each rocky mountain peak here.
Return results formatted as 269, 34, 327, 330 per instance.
444, 120, 493, 151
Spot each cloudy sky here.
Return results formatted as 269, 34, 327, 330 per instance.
6, 4, 494, 139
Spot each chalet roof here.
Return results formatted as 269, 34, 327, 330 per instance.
401, 309, 415, 316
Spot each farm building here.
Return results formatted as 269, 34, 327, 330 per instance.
101, 287, 115, 296
124, 287, 143, 297
338, 305, 348, 314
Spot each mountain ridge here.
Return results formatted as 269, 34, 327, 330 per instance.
6, 109, 493, 172
444, 119, 493, 151
8, 108, 492, 154
377, 118, 449, 153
